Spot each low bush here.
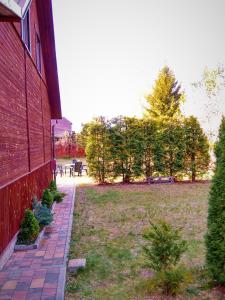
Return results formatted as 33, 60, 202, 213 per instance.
52, 191, 66, 203
156, 266, 192, 295
17, 209, 40, 244
143, 221, 187, 271
41, 189, 54, 208
32, 198, 53, 228
142, 221, 189, 296
49, 180, 57, 192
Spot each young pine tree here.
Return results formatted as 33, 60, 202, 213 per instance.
205, 117, 225, 284
183, 116, 210, 181
145, 66, 185, 119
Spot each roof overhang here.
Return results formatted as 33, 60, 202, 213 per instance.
0, 0, 32, 21
0, 0, 22, 21
36, 0, 62, 119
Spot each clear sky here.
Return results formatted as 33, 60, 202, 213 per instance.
52, 0, 225, 135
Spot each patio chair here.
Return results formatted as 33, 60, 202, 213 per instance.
74, 161, 83, 176
56, 165, 64, 177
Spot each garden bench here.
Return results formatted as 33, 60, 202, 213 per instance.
147, 176, 174, 184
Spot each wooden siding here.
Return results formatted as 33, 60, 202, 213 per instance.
29, 0, 47, 84
26, 55, 45, 170
0, 0, 54, 256
0, 162, 52, 256
0, 0, 52, 187
41, 82, 52, 161
0, 23, 29, 186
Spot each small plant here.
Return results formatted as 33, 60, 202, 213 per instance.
32, 198, 53, 228
17, 209, 40, 244
41, 189, 53, 208
52, 191, 66, 203
156, 266, 191, 295
49, 180, 57, 192
143, 221, 187, 271
142, 221, 189, 296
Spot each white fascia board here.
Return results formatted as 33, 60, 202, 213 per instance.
21, 0, 31, 17
0, 0, 22, 18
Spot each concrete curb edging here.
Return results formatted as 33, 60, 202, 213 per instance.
14, 201, 57, 251
14, 228, 45, 251
56, 183, 76, 300
0, 232, 18, 271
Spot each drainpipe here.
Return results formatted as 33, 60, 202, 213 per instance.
52, 123, 56, 180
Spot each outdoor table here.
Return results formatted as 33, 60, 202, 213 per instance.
64, 163, 75, 176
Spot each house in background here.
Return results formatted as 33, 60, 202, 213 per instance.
0, 0, 61, 262
51, 117, 73, 141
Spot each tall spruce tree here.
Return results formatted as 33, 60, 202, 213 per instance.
205, 117, 225, 283
145, 66, 185, 119
183, 116, 210, 181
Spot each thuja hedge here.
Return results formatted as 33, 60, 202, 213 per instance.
205, 117, 225, 284
81, 115, 210, 183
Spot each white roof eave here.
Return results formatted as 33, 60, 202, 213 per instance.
0, 0, 22, 18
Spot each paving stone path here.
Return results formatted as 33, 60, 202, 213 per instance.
0, 180, 75, 300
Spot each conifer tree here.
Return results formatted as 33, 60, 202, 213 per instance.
145, 66, 185, 119
141, 119, 157, 178
109, 116, 144, 182
205, 117, 225, 284
183, 116, 210, 181
153, 119, 185, 177
86, 117, 111, 183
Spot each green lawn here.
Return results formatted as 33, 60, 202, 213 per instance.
65, 182, 221, 300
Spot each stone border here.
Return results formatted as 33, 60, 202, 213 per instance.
56, 183, 76, 300
0, 231, 18, 271
14, 202, 57, 251
14, 228, 45, 251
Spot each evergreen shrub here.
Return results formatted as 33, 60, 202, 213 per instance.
142, 221, 189, 295
52, 191, 66, 203
32, 198, 53, 228
205, 117, 225, 284
41, 189, 53, 208
49, 180, 57, 192
17, 209, 40, 244
143, 221, 187, 271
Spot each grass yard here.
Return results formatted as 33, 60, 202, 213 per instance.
65, 182, 221, 300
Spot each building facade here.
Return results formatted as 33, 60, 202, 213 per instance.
0, 0, 61, 258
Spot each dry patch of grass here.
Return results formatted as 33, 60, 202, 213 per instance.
65, 183, 220, 300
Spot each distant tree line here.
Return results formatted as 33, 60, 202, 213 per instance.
80, 66, 210, 183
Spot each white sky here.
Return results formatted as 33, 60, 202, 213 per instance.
52, 0, 225, 134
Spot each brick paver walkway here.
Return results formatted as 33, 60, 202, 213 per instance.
0, 180, 75, 300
